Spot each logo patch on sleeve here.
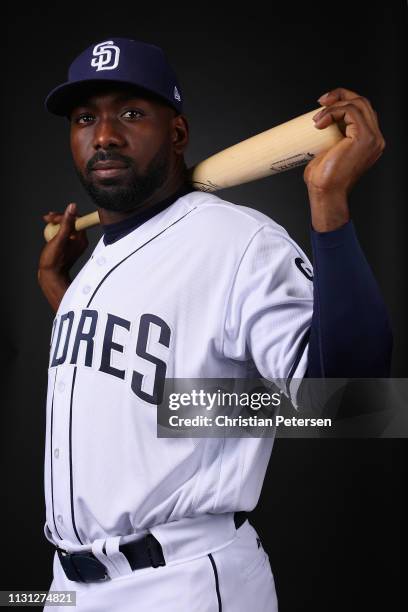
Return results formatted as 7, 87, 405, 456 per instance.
295, 257, 313, 281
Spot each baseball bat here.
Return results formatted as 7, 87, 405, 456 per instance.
44, 108, 343, 242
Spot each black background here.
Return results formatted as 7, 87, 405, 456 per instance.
2, 3, 407, 611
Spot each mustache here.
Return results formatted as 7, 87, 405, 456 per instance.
86, 151, 134, 173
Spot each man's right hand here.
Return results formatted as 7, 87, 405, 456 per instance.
38, 203, 89, 312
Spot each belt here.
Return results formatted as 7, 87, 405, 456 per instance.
57, 511, 248, 583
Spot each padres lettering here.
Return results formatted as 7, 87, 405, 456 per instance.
91, 40, 120, 72
50, 309, 170, 404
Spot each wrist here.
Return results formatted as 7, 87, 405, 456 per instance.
307, 188, 350, 232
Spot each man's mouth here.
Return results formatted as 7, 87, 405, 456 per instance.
90, 160, 130, 180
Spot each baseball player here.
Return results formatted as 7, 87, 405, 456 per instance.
38, 38, 392, 611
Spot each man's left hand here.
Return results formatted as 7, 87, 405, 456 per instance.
304, 87, 386, 231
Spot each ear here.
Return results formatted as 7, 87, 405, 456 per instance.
171, 114, 189, 155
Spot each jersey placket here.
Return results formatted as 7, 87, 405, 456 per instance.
49, 366, 77, 541
49, 253, 114, 545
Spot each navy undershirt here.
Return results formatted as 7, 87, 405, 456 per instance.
101, 188, 393, 378
306, 221, 392, 377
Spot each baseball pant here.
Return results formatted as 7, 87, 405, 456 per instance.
45, 520, 278, 611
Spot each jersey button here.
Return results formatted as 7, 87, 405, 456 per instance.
57, 382, 65, 392
96, 256, 106, 266
54, 448, 59, 459
82, 285, 92, 295
57, 515, 63, 524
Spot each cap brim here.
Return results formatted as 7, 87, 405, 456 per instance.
45, 78, 180, 116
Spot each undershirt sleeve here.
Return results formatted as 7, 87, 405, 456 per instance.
306, 220, 393, 377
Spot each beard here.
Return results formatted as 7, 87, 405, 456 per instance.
75, 140, 171, 213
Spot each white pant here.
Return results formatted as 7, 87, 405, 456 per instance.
46, 520, 278, 611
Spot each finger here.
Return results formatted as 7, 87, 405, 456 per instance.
318, 88, 380, 131
76, 229, 88, 241
56, 203, 78, 239
313, 104, 374, 141
43, 213, 63, 222
315, 98, 381, 136
318, 87, 361, 104
47, 208, 83, 222
43, 212, 64, 223
68, 231, 89, 250
68, 230, 88, 242
314, 105, 385, 161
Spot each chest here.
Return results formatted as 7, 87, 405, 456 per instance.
49, 232, 240, 396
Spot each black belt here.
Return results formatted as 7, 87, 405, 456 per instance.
57, 511, 248, 583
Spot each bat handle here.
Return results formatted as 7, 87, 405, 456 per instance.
44, 211, 101, 242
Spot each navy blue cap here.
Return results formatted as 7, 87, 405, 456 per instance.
45, 38, 183, 116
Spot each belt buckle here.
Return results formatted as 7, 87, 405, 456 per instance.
57, 548, 109, 583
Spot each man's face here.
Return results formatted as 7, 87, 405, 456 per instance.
70, 85, 182, 213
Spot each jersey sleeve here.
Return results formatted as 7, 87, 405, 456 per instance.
222, 224, 314, 383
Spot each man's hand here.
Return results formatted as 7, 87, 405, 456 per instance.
38, 203, 89, 312
304, 87, 386, 232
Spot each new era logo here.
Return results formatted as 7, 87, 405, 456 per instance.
174, 86, 181, 102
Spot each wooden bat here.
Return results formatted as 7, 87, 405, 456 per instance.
44, 108, 343, 242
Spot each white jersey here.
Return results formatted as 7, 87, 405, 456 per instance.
43, 190, 313, 552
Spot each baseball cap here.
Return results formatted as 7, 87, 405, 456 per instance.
45, 37, 183, 116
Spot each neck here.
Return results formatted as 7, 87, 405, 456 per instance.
97, 163, 189, 226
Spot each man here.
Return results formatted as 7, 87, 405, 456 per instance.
38, 38, 391, 611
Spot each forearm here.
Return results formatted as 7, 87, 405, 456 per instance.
307, 220, 393, 377
308, 188, 350, 232
38, 269, 71, 313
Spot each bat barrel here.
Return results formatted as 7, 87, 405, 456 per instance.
190, 108, 343, 192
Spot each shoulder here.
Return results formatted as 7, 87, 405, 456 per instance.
180, 191, 313, 271
181, 190, 291, 244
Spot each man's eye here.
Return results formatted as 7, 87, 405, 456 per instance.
76, 114, 94, 124
122, 110, 144, 119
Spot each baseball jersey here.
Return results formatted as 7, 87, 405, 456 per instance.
43, 190, 313, 551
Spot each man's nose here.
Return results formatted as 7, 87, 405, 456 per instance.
93, 117, 126, 149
